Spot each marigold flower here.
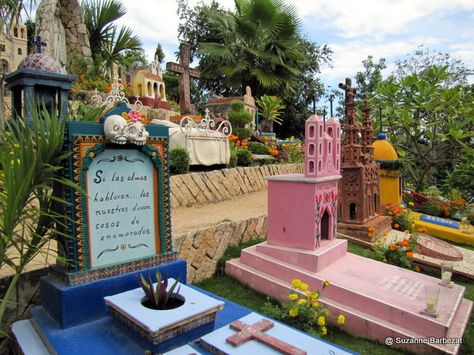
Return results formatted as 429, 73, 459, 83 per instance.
368, 232, 374, 238
389, 244, 398, 251
321, 326, 327, 335
368, 227, 376, 232
298, 299, 307, 305
312, 300, 319, 308
408, 202, 414, 206
288, 293, 298, 301
337, 314, 345, 325
399, 240, 409, 246
393, 223, 400, 229
317, 316, 326, 326
289, 307, 299, 317
406, 251, 414, 259
292, 279, 302, 289
322, 280, 330, 288
300, 283, 309, 291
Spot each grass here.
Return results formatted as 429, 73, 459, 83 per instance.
196, 239, 474, 355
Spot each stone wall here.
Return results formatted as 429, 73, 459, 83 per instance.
36, 0, 92, 72
171, 163, 303, 208
173, 215, 267, 283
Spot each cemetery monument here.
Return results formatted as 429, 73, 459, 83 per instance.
337, 78, 391, 241
226, 112, 473, 354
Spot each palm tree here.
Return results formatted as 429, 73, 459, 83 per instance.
81, 0, 142, 78
256, 95, 286, 132
198, 0, 304, 98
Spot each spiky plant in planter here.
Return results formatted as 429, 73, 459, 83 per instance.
139, 270, 183, 310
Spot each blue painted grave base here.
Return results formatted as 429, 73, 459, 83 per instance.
23, 287, 357, 355
41, 260, 187, 328
15, 259, 357, 354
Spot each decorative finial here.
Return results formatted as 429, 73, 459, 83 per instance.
328, 94, 335, 117
33, 36, 47, 54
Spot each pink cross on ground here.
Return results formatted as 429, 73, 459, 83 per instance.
226, 319, 307, 355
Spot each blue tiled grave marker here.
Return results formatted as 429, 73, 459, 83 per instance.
54, 121, 175, 285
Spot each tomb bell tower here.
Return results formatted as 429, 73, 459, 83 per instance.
305, 115, 340, 178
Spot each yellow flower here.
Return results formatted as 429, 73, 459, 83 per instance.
288, 293, 298, 301
292, 279, 302, 289
408, 201, 414, 206
289, 307, 299, 317
337, 314, 345, 326
322, 281, 330, 288
300, 283, 308, 291
298, 299, 307, 305
317, 316, 326, 326
312, 300, 319, 308
321, 326, 327, 335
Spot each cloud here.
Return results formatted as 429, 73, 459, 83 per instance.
294, 0, 474, 39
320, 36, 442, 84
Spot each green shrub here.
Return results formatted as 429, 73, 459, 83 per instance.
170, 148, 189, 175
233, 127, 253, 140
248, 141, 270, 155
236, 149, 253, 166
228, 100, 253, 141
229, 149, 238, 168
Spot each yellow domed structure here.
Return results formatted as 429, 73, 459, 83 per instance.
373, 133, 402, 207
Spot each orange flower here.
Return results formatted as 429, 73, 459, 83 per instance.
393, 223, 400, 229
368, 227, 376, 232
415, 266, 421, 272
406, 252, 414, 259
368, 232, 374, 238
389, 244, 398, 251
399, 240, 409, 247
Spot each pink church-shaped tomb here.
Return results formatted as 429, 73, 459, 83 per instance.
266, 115, 341, 250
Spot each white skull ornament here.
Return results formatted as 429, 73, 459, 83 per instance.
126, 121, 149, 145
104, 115, 127, 144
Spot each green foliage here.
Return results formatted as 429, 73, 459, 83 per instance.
82, 0, 142, 78
372, 49, 474, 192
138, 270, 181, 310
215, 236, 265, 275
380, 203, 413, 232
169, 148, 190, 175
262, 280, 345, 337
236, 149, 253, 166
197, 0, 304, 98
248, 141, 270, 155
69, 102, 107, 121
374, 235, 418, 270
0, 105, 74, 335
229, 149, 238, 168
355, 55, 386, 99
256, 95, 285, 132
177, 0, 331, 137
227, 100, 253, 141
154, 43, 165, 63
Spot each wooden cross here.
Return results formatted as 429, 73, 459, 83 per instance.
226, 319, 307, 355
33, 36, 47, 54
166, 43, 200, 115
338, 78, 356, 104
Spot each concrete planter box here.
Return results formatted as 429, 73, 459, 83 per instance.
104, 279, 224, 349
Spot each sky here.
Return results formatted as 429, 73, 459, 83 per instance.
113, 0, 474, 93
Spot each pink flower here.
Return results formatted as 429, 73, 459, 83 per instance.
127, 110, 143, 122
